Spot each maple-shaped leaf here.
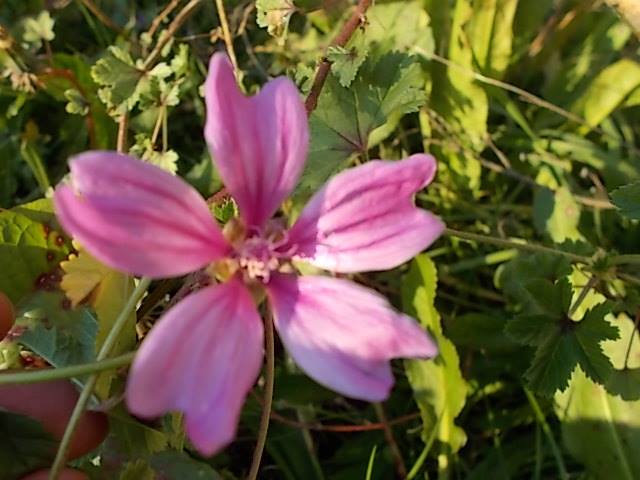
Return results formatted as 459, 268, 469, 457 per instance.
610, 181, 640, 220
507, 283, 619, 396
296, 52, 426, 201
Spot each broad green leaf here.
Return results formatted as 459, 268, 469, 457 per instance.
119, 460, 155, 480
403, 255, 468, 454
296, 53, 426, 201
60, 247, 136, 398
573, 58, 640, 131
604, 314, 640, 401
610, 181, 640, 220
148, 451, 222, 479
0, 411, 56, 480
365, 1, 434, 55
468, 0, 518, 78
0, 207, 71, 304
533, 184, 582, 244
555, 314, 640, 479
425, 0, 487, 194
16, 291, 98, 368
108, 408, 170, 457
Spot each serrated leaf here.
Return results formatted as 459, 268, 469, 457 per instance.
0, 411, 56, 480
610, 181, 640, 220
327, 32, 368, 88
296, 53, 426, 201
16, 291, 98, 368
366, 0, 434, 55
256, 0, 296, 41
108, 408, 169, 457
523, 302, 619, 396
0, 205, 71, 304
403, 255, 468, 453
23, 11, 55, 48
92, 46, 145, 115
605, 313, 640, 401
555, 313, 640, 479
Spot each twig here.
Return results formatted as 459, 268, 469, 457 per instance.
142, 0, 204, 71
76, 0, 122, 34
304, 0, 372, 114
373, 402, 407, 478
444, 228, 591, 264
248, 309, 275, 480
116, 114, 128, 153
147, 0, 182, 40
214, 0, 240, 76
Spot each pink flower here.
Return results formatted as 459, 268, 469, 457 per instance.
53, 53, 444, 455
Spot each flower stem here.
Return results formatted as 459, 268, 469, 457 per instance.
524, 388, 568, 480
444, 228, 590, 264
248, 309, 275, 480
0, 352, 135, 385
48, 277, 151, 480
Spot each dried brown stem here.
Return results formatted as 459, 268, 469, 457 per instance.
374, 402, 407, 478
304, 0, 372, 114
147, 0, 182, 40
142, 0, 204, 70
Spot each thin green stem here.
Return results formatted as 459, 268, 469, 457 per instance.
524, 388, 568, 480
445, 228, 590, 264
248, 309, 275, 480
0, 352, 134, 385
49, 277, 151, 480
610, 254, 640, 266
568, 276, 597, 318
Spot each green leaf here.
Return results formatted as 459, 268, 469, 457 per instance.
256, 0, 296, 41
23, 11, 55, 48
403, 255, 468, 453
467, 0, 518, 78
327, 32, 368, 88
119, 459, 155, 480
572, 58, 640, 131
604, 313, 640, 401
108, 408, 170, 457
555, 314, 640, 480
296, 53, 426, 201
16, 291, 98, 368
365, 0, 434, 54
0, 411, 56, 480
533, 186, 583, 244
0, 206, 71, 304
610, 181, 640, 220
148, 451, 222, 479
445, 313, 517, 352
518, 302, 619, 396
64, 88, 89, 115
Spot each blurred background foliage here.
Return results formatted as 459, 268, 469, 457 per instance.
1, 0, 640, 478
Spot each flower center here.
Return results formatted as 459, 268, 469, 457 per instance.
215, 218, 292, 284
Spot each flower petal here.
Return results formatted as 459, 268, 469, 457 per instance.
54, 151, 229, 278
286, 154, 444, 273
266, 274, 437, 401
126, 278, 264, 455
204, 53, 308, 228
